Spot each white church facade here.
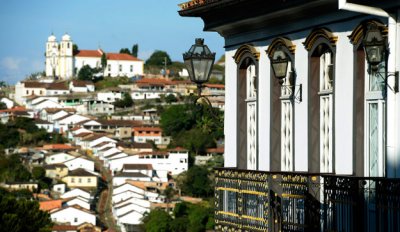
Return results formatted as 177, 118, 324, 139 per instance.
45, 34, 144, 79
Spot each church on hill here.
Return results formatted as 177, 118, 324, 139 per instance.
45, 34, 144, 80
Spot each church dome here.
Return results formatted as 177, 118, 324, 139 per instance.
48, 34, 56, 42
62, 33, 71, 41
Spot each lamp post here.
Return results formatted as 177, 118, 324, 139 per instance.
271, 45, 289, 83
270, 45, 302, 102
183, 38, 216, 96
363, 23, 398, 92
363, 23, 385, 72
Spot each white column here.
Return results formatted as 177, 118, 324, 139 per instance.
224, 50, 238, 168
392, 11, 400, 177
387, 13, 398, 177
335, 32, 354, 175
258, 46, 270, 171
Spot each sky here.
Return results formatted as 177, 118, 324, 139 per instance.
0, 0, 224, 84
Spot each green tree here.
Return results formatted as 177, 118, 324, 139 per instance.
32, 167, 45, 180
178, 166, 213, 197
142, 209, 171, 232
114, 92, 133, 108
0, 189, 53, 232
132, 44, 138, 57
188, 204, 209, 232
160, 104, 196, 137
145, 50, 172, 66
119, 48, 131, 55
165, 94, 178, 104
0, 102, 7, 110
72, 44, 79, 54
78, 65, 95, 81
101, 53, 107, 75
0, 80, 7, 87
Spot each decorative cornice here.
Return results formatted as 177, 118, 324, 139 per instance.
348, 20, 388, 45
303, 28, 338, 51
233, 44, 260, 64
266, 37, 296, 59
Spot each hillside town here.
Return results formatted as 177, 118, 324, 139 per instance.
0, 33, 225, 232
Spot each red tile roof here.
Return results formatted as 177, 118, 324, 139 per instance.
75, 49, 103, 57
169, 147, 188, 152
204, 83, 225, 89
107, 53, 142, 61
42, 144, 76, 151
39, 200, 62, 211
133, 126, 162, 132
206, 147, 224, 154
74, 49, 142, 62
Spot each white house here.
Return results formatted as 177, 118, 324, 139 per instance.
69, 80, 95, 93
45, 152, 76, 164
108, 149, 188, 176
34, 118, 54, 133
52, 183, 66, 194
64, 196, 91, 210
50, 205, 96, 226
112, 172, 152, 186
97, 89, 123, 103
0, 97, 14, 109
63, 156, 95, 172
61, 188, 91, 200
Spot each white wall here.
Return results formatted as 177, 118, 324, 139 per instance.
51, 207, 95, 226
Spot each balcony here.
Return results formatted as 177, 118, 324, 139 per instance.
215, 168, 400, 232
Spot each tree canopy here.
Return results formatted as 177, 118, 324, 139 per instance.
142, 202, 214, 232
119, 48, 131, 55
160, 103, 223, 156
145, 50, 172, 66
131, 44, 138, 57
78, 65, 102, 81
177, 165, 213, 198
0, 188, 53, 232
114, 92, 134, 108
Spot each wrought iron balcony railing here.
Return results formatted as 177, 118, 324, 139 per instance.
215, 168, 400, 232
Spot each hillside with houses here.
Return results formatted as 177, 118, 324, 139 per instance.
0, 37, 225, 231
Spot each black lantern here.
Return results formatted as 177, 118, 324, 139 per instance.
363, 23, 385, 71
183, 38, 215, 95
271, 46, 289, 81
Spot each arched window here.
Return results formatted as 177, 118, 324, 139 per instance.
304, 28, 337, 173
267, 37, 296, 171
349, 20, 387, 177
233, 45, 259, 170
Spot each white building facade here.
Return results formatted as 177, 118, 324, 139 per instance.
179, 0, 400, 231
45, 34, 144, 79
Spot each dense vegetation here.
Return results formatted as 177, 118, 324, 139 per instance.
114, 92, 134, 108
142, 201, 214, 232
0, 187, 53, 232
94, 76, 132, 90
176, 165, 213, 198
160, 103, 223, 157
0, 153, 31, 183
0, 117, 66, 150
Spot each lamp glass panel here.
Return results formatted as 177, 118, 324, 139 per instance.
272, 62, 288, 79
366, 45, 384, 65
184, 59, 195, 82
193, 58, 213, 83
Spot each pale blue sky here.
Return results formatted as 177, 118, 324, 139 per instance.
0, 0, 224, 84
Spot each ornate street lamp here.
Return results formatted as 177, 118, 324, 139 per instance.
271, 45, 289, 82
362, 23, 398, 92
363, 23, 385, 72
183, 38, 216, 96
